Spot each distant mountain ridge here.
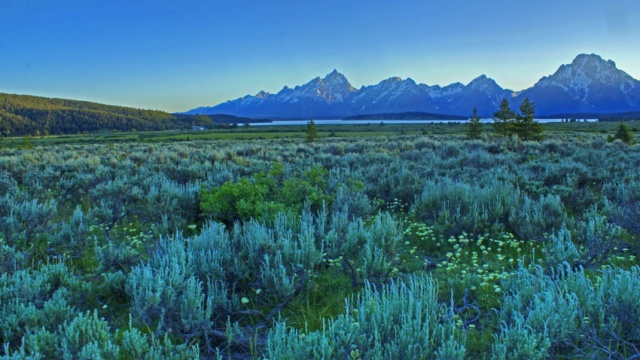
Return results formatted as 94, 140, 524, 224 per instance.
185, 54, 640, 118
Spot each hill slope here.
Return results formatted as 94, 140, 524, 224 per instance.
0, 93, 177, 136
0, 94, 260, 136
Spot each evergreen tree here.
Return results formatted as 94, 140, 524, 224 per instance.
514, 97, 544, 141
466, 107, 482, 139
305, 118, 318, 143
493, 98, 515, 137
609, 123, 635, 144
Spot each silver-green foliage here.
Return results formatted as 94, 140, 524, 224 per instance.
411, 177, 519, 237
323, 211, 403, 285
576, 210, 623, 263
1, 133, 639, 358
127, 215, 323, 345
544, 225, 582, 269
265, 276, 461, 360
4, 311, 198, 359
0, 195, 58, 248
508, 193, 569, 241
0, 263, 77, 350
495, 265, 640, 358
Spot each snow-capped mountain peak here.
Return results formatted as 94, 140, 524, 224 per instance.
467, 75, 497, 88
518, 54, 640, 114
183, 54, 640, 117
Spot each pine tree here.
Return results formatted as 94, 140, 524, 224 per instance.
609, 123, 635, 144
514, 97, 544, 141
466, 107, 482, 139
493, 98, 515, 137
305, 118, 318, 143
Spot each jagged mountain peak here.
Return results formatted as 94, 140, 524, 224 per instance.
322, 69, 346, 82
376, 76, 417, 86
531, 53, 637, 93
321, 69, 354, 90
518, 53, 640, 114
571, 53, 615, 68
324, 69, 343, 79
547, 54, 625, 84
467, 75, 499, 88
470, 74, 489, 82
385, 76, 403, 82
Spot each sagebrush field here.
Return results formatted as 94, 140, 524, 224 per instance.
1, 127, 639, 359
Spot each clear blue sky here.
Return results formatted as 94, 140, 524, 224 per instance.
1, 0, 639, 113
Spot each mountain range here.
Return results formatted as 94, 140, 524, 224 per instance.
185, 54, 640, 118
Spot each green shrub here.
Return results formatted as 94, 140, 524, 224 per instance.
200, 178, 273, 225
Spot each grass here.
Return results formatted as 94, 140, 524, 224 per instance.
282, 269, 353, 332
3, 120, 637, 149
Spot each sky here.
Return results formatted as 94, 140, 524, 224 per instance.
1, 0, 639, 113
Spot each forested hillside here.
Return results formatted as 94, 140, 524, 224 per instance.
0, 94, 261, 136
0, 93, 179, 135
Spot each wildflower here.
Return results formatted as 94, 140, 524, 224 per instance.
241, 297, 249, 304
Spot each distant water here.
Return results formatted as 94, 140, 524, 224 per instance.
246, 119, 597, 126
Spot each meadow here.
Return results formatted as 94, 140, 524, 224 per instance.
2, 121, 637, 149
0, 123, 639, 359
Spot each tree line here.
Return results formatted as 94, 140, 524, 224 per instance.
467, 97, 544, 140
